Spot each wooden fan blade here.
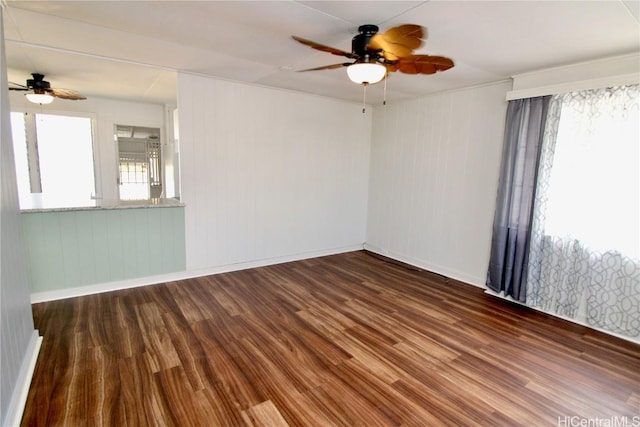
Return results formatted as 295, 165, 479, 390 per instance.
382, 24, 424, 49
48, 88, 86, 100
292, 36, 356, 59
393, 55, 454, 75
9, 81, 28, 89
297, 63, 350, 72
367, 24, 424, 61
385, 62, 400, 73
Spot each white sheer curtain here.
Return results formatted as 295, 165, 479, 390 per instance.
526, 85, 640, 337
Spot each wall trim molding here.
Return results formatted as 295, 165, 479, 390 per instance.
3, 331, 42, 427
365, 244, 640, 345
484, 289, 640, 346
506, 53, 640, 100
30, 244, 364, 303
363, 244, 486, 289
506, 73, 640, 100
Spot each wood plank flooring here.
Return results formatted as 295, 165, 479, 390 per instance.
23, 251, 640, 426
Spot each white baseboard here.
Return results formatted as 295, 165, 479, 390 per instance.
363, 244, 486, 288
4, 331, 42, 427
362, 245, 640, 346
30, 244, 364, 303
484, 289, 640, 346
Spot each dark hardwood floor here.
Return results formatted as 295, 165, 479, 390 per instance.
23, 251, 639, 426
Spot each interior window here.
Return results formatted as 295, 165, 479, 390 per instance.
10, 112, 97, 209
116, 125, 162, 201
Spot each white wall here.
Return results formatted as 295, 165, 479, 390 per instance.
9, 92, 166, 203
1, 11, 40, 425
366, 81, 511, 286
178, 74, 371, 272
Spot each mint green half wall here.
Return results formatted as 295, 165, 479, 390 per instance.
21, 206, 186, 293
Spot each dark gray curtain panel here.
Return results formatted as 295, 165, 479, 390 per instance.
486, 96, 551, 302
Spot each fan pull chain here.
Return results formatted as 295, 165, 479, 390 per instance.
362, 83, 368, 114
383, 73, 389, 106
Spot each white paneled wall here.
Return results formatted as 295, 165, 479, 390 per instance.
0, 12, 40, 425
178, 74, 371, 271
366, 81, 511, 286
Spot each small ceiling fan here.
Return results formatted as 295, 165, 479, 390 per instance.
292, 24, 454, 85
9, 73, 86, 104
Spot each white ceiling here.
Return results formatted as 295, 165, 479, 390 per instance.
3, 1, 639, 106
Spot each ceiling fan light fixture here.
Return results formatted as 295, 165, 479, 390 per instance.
26, 93, 54, 104
347, 62, 386, 85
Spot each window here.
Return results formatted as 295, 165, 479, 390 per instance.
543, 86, 639, 258
487, 86, 639, 337
10, 112, 97, 209
116, 125, 162, 201
526, 85, 639, 337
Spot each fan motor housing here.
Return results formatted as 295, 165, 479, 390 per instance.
352, 24, 379, 56
27, 73, 51, 91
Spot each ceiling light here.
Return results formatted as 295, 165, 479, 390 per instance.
26, 93, 54, 105
347, 62, 387, 85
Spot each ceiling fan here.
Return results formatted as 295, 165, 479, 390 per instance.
9, 73, 86, 104
292, 24, 454, 85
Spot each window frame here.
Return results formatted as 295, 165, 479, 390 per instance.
10, 108, 101, 210
115, 124, 163, 201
